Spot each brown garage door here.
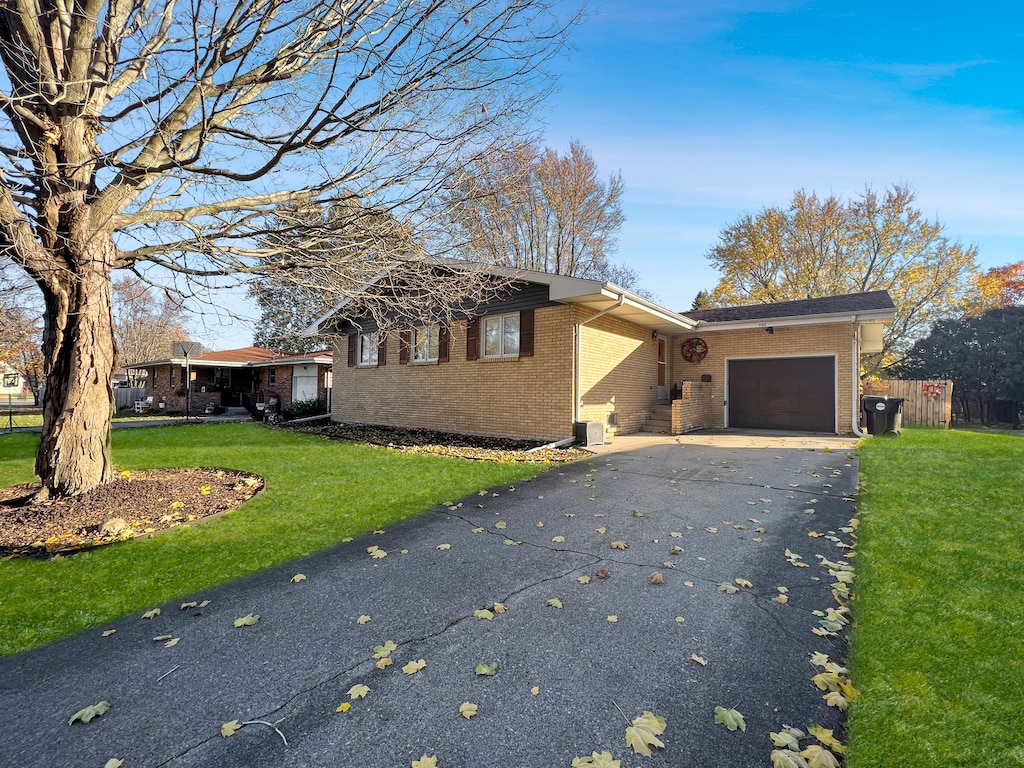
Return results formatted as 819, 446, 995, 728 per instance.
728, 357, 835, 432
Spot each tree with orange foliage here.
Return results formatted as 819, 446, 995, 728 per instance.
981, 261, 1024, 307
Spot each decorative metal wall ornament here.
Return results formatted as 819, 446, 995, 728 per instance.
681, 337, 708, 363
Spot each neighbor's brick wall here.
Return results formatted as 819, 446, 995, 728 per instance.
330, 305, 575, 441
671, 323, 856, 434
671, 381, 712, 433
577, 311, 661, 436
142, 365, 184, 412
259, 365, 293, 408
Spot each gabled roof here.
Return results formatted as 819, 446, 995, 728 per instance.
307, 260, 699, 336
683, 291, 896, 325
193, 347, 284, 364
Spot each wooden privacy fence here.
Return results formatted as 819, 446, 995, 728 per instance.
114, 387, 147, 411
863, 379, 953, 429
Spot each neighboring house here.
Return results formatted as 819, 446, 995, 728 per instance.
127, 347, 332, 414
307, 264, 895, 441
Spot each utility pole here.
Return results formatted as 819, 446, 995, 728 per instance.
172, 342, 204, 421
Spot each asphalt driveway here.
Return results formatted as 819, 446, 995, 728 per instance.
0, 432, 860, 767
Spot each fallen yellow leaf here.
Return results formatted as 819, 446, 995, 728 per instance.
459, 701, 478, 719
221, 719, 242, 737
402, 659, 427, 675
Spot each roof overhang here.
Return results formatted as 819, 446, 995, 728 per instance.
126, 355, 332, 370
550, 282, 698, 335
693, 307, 896, 332
305, 263, 698, 337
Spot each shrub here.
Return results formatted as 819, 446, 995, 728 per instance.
283, 397, 328, 420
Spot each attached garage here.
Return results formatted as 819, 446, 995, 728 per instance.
727, 356, 835, 432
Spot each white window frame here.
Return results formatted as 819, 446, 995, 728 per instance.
482, 312, 520, 359
268, 366, 276, 385
412, 324, 440, 363
358, 332, 379, 366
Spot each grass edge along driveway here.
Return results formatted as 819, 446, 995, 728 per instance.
849, 429, 1024, 768
0, 423, 546, 657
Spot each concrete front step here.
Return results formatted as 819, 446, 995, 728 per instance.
641, 403, 674, 434
640, 424, 672, 434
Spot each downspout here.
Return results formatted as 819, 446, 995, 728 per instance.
851, 320, 868, 438
573, 294, 626, 423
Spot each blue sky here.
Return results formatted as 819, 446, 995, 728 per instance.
206, 0, 1024, 347
537, 0, 1024, 308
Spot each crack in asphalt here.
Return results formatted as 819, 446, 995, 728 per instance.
442, 508, 851, 648
154, 545, 601, 766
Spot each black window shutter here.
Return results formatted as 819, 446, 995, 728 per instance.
438, 326, 450, 363
466, 317, 479, 360
519, 309, 535, 357
377, 333, 387, 367
347, 334, 356, 367
399, 330, 410, 364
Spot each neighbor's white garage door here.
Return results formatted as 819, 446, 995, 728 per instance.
292, 365, 319, 402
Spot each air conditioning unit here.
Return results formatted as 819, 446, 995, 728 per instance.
574, 421, 604, 446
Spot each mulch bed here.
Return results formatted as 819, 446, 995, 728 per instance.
286, 422, 589, 463
0, 469, 264, 558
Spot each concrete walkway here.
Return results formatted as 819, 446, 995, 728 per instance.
0, 433, 860, 767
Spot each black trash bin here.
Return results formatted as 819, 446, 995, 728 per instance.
862, 396, 905, 436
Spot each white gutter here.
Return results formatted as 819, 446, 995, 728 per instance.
694, 309, 894, 332
573, 294, 626, 423
851, 322, 868, 438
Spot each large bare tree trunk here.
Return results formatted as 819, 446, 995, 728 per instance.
35, 238, 117, 497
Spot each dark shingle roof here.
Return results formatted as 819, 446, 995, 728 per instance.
682, 290, 895, 323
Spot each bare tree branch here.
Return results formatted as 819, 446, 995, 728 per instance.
0, 0, 579, 496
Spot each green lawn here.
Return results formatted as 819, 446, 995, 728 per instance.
0, 423, 546, 656
849, 429, 1024, 767
3, 411, 181, 428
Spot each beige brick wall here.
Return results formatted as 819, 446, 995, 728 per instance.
330, 305, 576, 441
671, 322, 857, 434
577, 311, 661, 436
671, 381, 712, 433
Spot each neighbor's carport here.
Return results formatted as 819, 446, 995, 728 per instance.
727, 356, 835, 432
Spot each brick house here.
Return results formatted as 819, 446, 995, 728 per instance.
308, 265, 895, 441
128, 347, 332, 415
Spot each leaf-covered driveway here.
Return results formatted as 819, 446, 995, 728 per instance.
0, 435, 859, 768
